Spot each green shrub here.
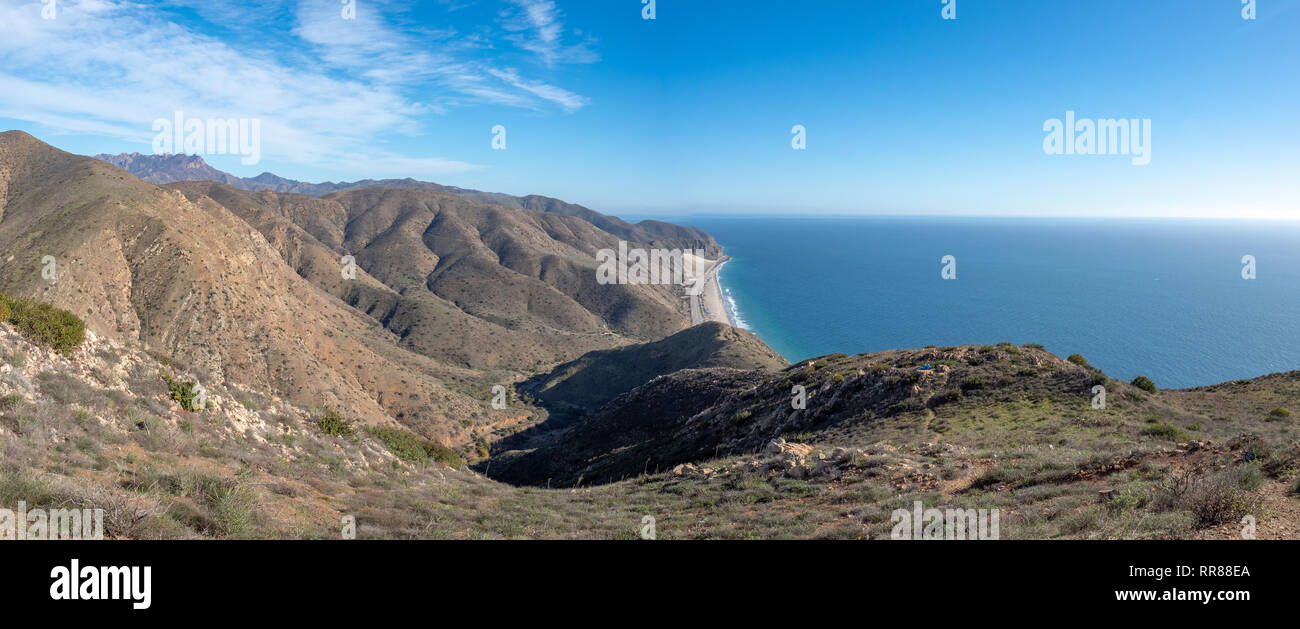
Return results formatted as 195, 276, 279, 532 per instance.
1140, 422, 1186, 441
735, 409, 753, 421
425, 442, 466, 468
959, 376, 986, 391
368, 428, 424, 461
1107, 483, 1152, 514
211, 483, 256, 537
0, 293, 86, 354
161, 372, 206, 412
1022, 343, 1044, 350
1224, 462, 1265, 491
367, 427, 464, 468
1066, 354, 1090, 367
315, 409, 353, 437
1269, 408, 1291, 420
1130, 376, 1157, 393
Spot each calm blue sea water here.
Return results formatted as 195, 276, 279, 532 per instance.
676, 216, 1300, 389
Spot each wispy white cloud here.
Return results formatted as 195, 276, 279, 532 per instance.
501, 0, 598, 66
0, 0, 597, 176
488, 68, 588, 112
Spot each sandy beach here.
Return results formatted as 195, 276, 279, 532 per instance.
683, 253, 732, 326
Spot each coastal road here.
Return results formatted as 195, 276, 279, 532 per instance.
688, 257, 728, 326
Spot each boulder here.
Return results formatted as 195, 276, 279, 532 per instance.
766, 439, 813, 458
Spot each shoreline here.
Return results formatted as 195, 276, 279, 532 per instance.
683, 253, 732, 326
714, 260, 743, 329
699, 258, 731, 326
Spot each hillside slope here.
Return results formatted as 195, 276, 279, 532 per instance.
2, 295, 1296, 540
520, 321, 787, 416
0, 131, 514, 447
167, 181, 688, 371
489, 342, 1300, 493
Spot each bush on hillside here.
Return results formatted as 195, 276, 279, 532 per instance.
367, 427, 464, 468
161, 372, 206, 412
1131, 376, 1158, 393
1140, 422, 1186, 441
1184, 474, 1261, 528
315, 409, 353, 437
0, 293, 85, 354
1154, 467, 1262, 529
1066, 354, 1090, 367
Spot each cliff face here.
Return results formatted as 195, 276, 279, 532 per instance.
94, 152, 246, 186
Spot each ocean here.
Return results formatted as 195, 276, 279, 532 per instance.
677, 216, 1300, 389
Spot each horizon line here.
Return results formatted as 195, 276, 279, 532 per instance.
617, 212, 1300, 222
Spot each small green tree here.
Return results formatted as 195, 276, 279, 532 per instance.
1131, 376, 1158, 393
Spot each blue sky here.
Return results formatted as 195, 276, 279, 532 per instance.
1, 0, 1297, 218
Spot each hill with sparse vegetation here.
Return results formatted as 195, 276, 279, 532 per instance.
0, 132, 1295, 540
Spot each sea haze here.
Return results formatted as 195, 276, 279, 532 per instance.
671, 216, 1300, 389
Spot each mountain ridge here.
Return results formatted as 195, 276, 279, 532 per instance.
93, 151, 719, 257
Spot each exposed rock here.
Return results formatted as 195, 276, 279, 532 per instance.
767, 438, 813, 458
